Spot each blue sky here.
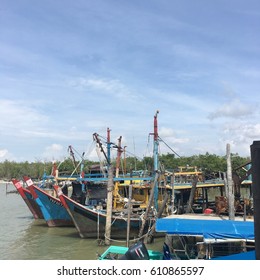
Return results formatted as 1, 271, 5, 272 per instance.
1, 0, 260, 162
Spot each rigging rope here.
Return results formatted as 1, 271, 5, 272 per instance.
158, 136, 181, 158
95, 144, 107, 177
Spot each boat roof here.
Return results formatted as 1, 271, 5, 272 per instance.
156, 214, 254, 241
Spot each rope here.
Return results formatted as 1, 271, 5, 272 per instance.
102, 232, 149, 244
158, 136, 181, 158
95, 144, 107, 177
98, 213, 155, 245
97, 211, 100, 240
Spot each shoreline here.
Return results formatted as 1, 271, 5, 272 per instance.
0, 180, 12, 184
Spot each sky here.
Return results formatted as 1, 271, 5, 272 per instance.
1, 0, 260, 163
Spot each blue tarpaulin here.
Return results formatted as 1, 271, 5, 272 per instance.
212, 250, 256, 260
156, 217, 254, 240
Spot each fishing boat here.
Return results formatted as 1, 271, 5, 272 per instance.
18, 139, 111, 227
54, 111, 168, 239
11, 179, 44, 219
155, 213, 255, 259
98, 241, 163, 260
99, 214, 255, 261
98, 237, 256, 260
53, 147, 155, 239
23, 176, 74, 227
54, 177, 155, 239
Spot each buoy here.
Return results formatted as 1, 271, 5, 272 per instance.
204, 208, 213, 214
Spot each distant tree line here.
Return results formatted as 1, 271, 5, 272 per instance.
0, 152, 250, 181
0, 158, 99, 181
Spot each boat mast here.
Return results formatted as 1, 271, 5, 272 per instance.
68, 145, 77, 170
107, 127, 111, 167
113, 136, 122, 208
93, 132, 109, 165
153, 110, 159, 211
115, 136, 122, 177
79, 151, 86, 192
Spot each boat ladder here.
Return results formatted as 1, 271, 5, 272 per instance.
172, 235, 191, 260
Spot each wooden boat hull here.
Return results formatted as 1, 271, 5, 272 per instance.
56, 188, 152, 239
28, 183, 74, 227
12, 179, 44, 219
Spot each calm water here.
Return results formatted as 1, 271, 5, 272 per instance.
0, 183, 163, 260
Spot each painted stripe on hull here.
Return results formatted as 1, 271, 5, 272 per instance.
23, 190, 44, 219
32, 186, 74, 227
12, 179, 44, 219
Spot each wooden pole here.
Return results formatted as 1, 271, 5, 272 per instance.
126, 184, 132, 247
171, 173, 175, 214
123, 146, 127, 175
226, 143, 235, 220
105, 165, 114, 245
146, 192, 169, 243
138, 172, 159, 238
205, 188, 208, 208
223, 172, 228, 197
185, 176, 198, 213
250, 141, 260, 259
113, 136, 122, 209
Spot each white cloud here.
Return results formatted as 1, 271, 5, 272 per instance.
224, 122, 260, 140
214, 122, 260, 156
69, 76, 142, 101
42, 144, 65, 161
159, 127, 189, 144
0, 99, 48, 134
0, 149, 16, 162
0, 149, 8, 158
0, 149, 9, 162
157, 126, 189, 156
208, 98, 252, 120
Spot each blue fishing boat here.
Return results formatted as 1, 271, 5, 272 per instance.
99, 214, 255, 260
11, 179, 44, 219
155, 214, 255, 259
23, 176, 74, 227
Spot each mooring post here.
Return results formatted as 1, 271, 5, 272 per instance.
126, 184, 132, 247
171, 173, 175, 214
226, 143, 235, 220
223, 172, 228, 197
250, 141, 260, 260
105, 165, 114, 245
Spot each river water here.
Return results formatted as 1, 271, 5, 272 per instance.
0, 183, 163, 260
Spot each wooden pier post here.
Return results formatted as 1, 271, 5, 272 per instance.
250, 141, 260, 260
105, 165, 114, 245
223, 172, 228, 197
126, 184, 132, 247
170, 173, 175, 214
226, 143, 235, 220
